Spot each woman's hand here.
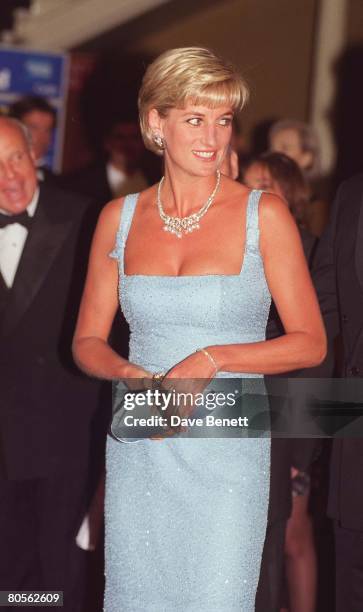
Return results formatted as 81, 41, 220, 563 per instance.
157, 349, 218, 421
148, 350, 219, 441
122, 362, 153, 390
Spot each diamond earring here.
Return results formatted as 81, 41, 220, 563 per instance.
153, 134, 165, 150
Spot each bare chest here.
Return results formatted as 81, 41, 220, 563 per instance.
124, 199, 247, 276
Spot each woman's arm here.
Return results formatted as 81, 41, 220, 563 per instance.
166, 194, 326, 379
72, 199, 150, 381
210, 194, 326, 373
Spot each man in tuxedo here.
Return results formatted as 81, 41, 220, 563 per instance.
64, 117, 148, 207
0, 117, 100, 610
64, 117, 147, 359
312, 173, 363, 611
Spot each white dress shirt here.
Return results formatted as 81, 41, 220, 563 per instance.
106, 162, 127, 197
0, 187, 40, 288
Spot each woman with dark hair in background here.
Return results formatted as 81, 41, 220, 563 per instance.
243, 151, 318, 612
243, 151, 317, 263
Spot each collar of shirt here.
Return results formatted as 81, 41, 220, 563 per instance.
106, 162, 127, 196
0, 187, 40, 288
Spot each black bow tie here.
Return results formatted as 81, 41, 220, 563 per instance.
0, 210, 32, 230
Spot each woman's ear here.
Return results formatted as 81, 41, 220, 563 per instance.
148, 108, 163, 135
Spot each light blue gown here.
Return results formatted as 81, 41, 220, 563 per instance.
105, 190, 271, 611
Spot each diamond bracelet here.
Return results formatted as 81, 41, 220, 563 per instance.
197, 348, 219, 375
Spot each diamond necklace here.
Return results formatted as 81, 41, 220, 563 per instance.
157, 170, 221, 238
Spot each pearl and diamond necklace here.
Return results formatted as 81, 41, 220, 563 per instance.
156, 170, 221, 238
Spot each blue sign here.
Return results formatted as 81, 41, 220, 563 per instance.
0, 46, 69, 171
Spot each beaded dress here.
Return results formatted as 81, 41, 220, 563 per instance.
105, 190, 271, 611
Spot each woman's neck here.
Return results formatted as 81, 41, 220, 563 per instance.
160, 165, 220, 218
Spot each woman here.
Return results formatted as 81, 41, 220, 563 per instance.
268, 119, 329, 236
243, 151, 319, 612
73, 48, 326, 611
243, 151, 317, 264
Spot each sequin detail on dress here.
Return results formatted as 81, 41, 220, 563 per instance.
105, 190, 271, 611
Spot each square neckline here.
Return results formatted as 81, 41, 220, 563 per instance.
119, 190, 262, 280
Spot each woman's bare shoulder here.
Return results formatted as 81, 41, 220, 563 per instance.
219, 175, 251, 208
98, 185, 154, 227
98, 197, 125, 229
258, 191, 293, 226
221, 174, 250, 196
258, 192, 301, 256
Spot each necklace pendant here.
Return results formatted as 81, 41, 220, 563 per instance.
157, 170, 221, 239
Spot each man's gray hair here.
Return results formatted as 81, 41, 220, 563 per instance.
0, 115, 33, 150
11, 117, 33, 150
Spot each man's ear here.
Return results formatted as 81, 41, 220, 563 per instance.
29, 147, 37, 165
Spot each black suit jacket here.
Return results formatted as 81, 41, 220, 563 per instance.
312, 173, 363, 530
62, 161, 148, 212
63, 161, 112, 209
0, 183, 101, 480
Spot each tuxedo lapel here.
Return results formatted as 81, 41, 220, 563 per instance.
1, 188, 74, 337
0, 270, 10, 316
355, 190, 363, 293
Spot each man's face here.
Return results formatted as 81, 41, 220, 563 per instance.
0, 119, 37, 214
270, 128, 312, 171
21, 110, 54, 162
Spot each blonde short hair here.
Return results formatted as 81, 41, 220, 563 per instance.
138, 47, 249, 155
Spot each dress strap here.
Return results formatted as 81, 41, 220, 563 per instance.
109, 193, 139, 274
245, 189, 263, 255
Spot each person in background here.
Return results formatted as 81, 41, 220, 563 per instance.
269, 119, 329, 236
64, 117, 148, 209
63, 117, 146, 359
243, 151, 319, 612
310, 173, 363, 612
9, 95, 57, 183
243, 152, 317, 263
0, 116, 100, 611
